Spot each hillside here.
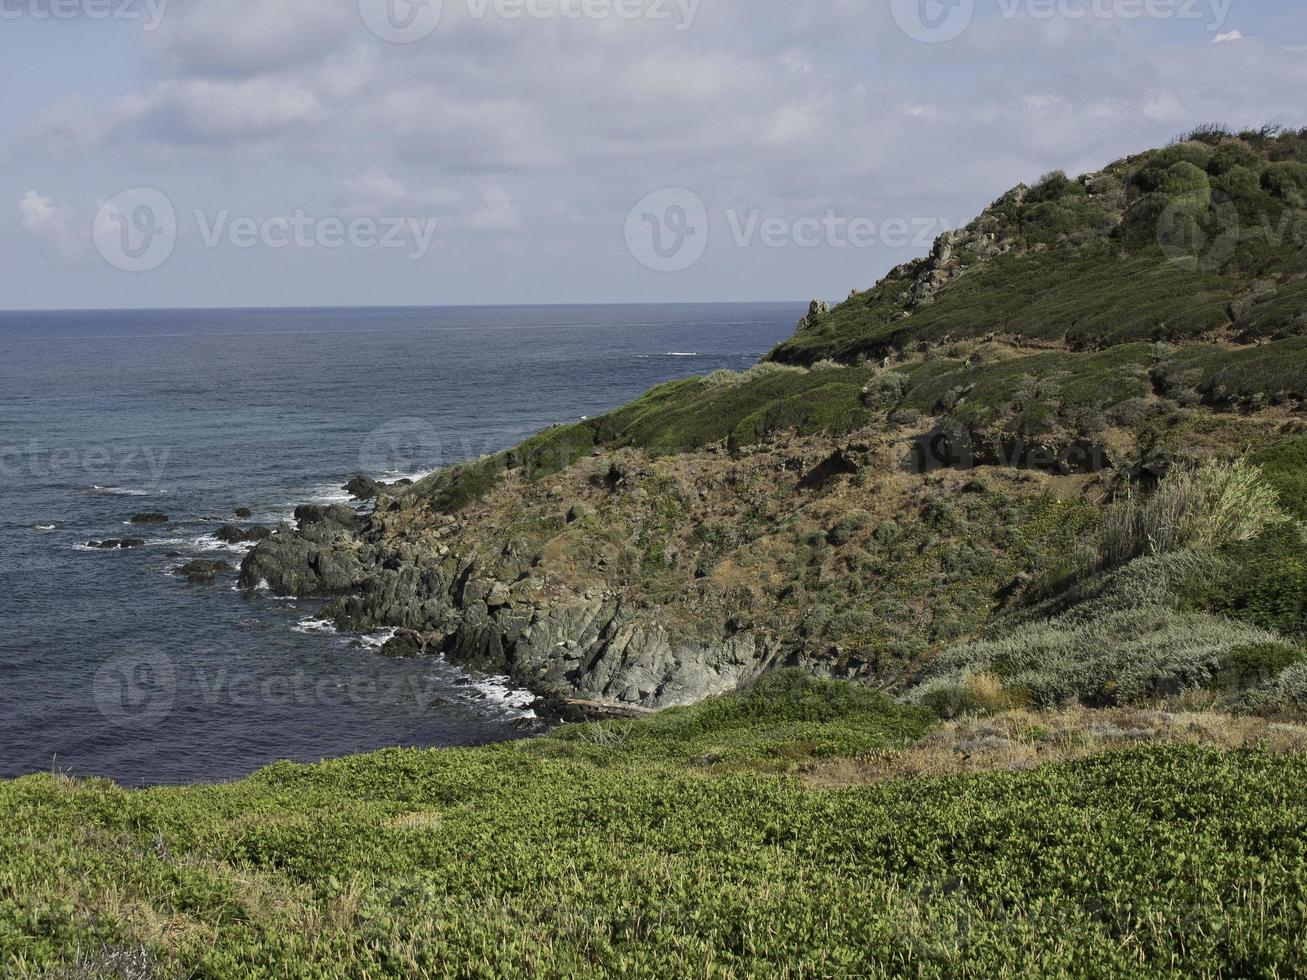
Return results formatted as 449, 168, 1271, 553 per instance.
239, 126, 1307, 715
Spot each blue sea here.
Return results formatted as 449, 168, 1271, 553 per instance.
0, 303, 801, 786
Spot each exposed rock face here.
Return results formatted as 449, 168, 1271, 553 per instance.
240, 514, 789, 708
128, 513, 169, 525
88, 539, 146, 550
238, 511, 371, 597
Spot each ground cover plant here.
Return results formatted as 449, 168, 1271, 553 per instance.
4, 673, 1307, 978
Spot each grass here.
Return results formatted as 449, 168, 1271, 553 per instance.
1154, 337, 1307, 408
769, 247, 1236, 365
4, 673, 1307, 977
1097, 459, 1287, 571
411, 362, 879, 513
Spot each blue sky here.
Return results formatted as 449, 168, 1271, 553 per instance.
2, 0, 1305, 310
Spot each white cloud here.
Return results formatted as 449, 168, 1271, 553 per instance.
18, 191, 84, 265
340, 169, 463, 215
1214, 31, 1244, 43
5, 0, 1307, 306
463, 186, 522, 232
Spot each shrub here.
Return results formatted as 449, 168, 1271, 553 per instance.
1240, 661, 1307, 713
1159, 161, 1212, 200
1207, 142, 1262, 176
1098, 460, 1287, 571
1213, 164, 1262, 198
861, 371, 908, 410
909, 604, 1277, 709
1025, 170, 1080, 204
1184, 525, 1307, 636
1262, 161, 1307, 204
1252, 435, 1307, 521
1214, 642, 1306, 691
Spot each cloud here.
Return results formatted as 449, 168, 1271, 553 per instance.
18, 191, 85, 265
339, 169, 464, 216
1213, 31, 1244, 43
6, 0, 1307, 307
463, 186, 522, 232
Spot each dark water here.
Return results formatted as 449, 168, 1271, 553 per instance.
0, 303, 800, 786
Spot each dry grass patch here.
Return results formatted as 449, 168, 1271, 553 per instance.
805, 705, 1307, 787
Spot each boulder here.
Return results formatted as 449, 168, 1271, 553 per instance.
128, 513, 169, 525
294, 504, 361, 531
212, 525, 273, 545
344, 475, 384, 501
88, 539, 147, 550
234, 508, 253, 519
176, 559, 232, 584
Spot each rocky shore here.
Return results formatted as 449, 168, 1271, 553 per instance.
239, 494, 788, 709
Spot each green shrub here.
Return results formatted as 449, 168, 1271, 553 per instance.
1098, 460, 1287, 571
1185, 525, 1307, 636
1263, 161, 1307, 204
1214, 642, 1306, 690
1252, 435, 1307, 521
1207, 142, 1262, 176
1158, 161, 1212, 201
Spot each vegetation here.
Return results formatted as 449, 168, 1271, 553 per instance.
5, 673, 1307, 978
768, 127, 1307, 367
1097, 459, 1287, 571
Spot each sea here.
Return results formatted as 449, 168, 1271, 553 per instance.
0, 303, 801, 786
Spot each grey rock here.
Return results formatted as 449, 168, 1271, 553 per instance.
176, 559, 232, 584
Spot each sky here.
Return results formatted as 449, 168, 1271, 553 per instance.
2, 0, 1305, 310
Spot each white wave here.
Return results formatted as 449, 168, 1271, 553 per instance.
666, 352, 700, 356
358, 628, 399, 651
33, 524, 57, 532
307, 484, 354, 505
375, 468, 436, 484
188, 535, 255, 556
88, 485, 150, 497
292, 616, 338, 636
465, 674, 537, 716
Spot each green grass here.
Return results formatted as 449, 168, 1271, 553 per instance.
4, 673, 1307, 977
770, 247, 1236, 365
412, 363, 880, 512
1155, 337, 1307, 408
896, 343, 1156, 437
